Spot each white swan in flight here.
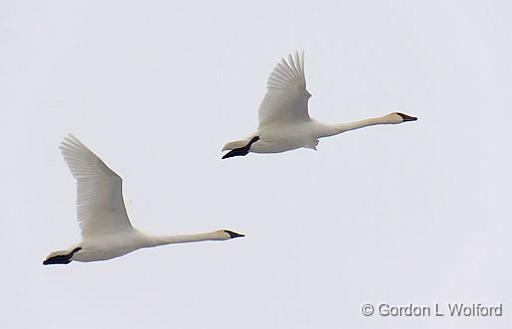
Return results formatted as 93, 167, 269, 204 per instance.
44, 135, 244, 265
222, 51, 417, 159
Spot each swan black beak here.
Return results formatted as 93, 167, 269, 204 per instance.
397, 113, 418, 122
224, 230, 245, 239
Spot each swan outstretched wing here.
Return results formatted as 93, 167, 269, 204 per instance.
258, 51, 311, 127
60, 134, 132, 238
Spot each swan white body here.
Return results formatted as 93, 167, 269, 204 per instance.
222, 51, 417, 159
44, 135, 244, 265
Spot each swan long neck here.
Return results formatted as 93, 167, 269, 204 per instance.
144, 232, 221, 248
317, 116, 393, 138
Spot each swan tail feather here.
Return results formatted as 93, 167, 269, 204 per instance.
222, 139, 251, 151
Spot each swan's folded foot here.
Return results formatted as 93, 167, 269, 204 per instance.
43, 247, 82, 265
222, 136, 260, 159
43, 255, 72, 265
222, 147, 250, 159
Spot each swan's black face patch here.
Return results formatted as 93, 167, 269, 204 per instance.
224, 230, 245, 239
43, 247, 82, 265
396, 113, 418, 122
222, 136, 260, 159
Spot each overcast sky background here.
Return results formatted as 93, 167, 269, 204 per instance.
1, 1, 511, 328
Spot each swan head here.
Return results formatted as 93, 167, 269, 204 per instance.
222, 230, 245, 239
387, 112, 418, 124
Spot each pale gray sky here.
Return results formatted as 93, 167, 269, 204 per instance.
1, 0, 511, 328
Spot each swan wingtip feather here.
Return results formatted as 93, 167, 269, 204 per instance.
266, 50, 307, 90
